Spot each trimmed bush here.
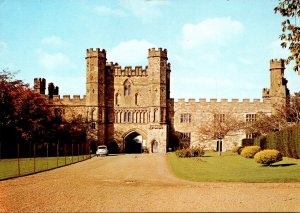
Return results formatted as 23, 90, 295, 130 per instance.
241, 146, 261, 158
175, 147, 205, 158
231, 146, 239, 153
254, 149, 283, 166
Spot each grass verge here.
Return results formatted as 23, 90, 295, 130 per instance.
0, 154, 93, 180
167, 151, 300, 182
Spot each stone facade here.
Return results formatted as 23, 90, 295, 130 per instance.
34, 49, 289, 153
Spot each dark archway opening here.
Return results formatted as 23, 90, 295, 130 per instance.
90, 141, 97, 154
107, 141, 119, 154
125, 132, 142, 154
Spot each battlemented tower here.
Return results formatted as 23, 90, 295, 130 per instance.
269, 59, 290, 113
85, 48, 107, 144
148, 48, 168, 124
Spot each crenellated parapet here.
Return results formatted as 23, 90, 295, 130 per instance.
86, 48, 106, 59
175, 98, 271, 104
148, 48, 168, 59
270, 59, 285, 70
114, 65, 148, 76
52, 95, 86, 105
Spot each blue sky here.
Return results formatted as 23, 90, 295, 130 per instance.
0, 0, 299, 100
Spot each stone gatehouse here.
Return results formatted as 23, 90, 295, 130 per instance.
34, 48, 290, 153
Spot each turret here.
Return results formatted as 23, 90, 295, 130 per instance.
268, 59, 290, 113
34, 78, 46, 94
48, 82, 59, 99
147, 48, 169, 124
85, 48, 107, 145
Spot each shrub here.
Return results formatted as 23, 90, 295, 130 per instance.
241, 146, 261, 158
237, 146, 244, 155
231, 146, 239, 153
254, 149, 283, 166
175, 147, 205, 158
253, 124, 300, 159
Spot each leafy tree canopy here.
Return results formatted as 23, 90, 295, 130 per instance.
275, 0, 300, 72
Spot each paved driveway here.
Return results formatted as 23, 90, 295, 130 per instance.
0, 154, 299, 212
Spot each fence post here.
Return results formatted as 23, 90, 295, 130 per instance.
57, 142, 59, 167
77, 143, 79, 162
46, 143, 49, 170
64, 144, 66, 165
34, 144, 36, 173
82, 144, 84, 160
17, 143, 20, 176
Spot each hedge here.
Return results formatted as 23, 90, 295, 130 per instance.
254, 123, 300, 159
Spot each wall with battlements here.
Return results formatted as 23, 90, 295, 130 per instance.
173, 98, 273, 150
33, 48, 290, 153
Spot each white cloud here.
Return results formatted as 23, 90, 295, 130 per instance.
95, 6, 126, 17
181, 17, 244, 49
108, 40, 156, 66
120, 0, 169, 20
269, 40, 289, 59
41, 36, 65, 46
36, 49, 75, 71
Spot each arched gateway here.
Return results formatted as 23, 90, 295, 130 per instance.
84, 48, 171, 153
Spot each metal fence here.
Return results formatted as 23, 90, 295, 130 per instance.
0, 143, 92, 180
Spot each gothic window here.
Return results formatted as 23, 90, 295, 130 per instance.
135, 93, 138, 105
128, 112, 131, 122
153, 108, 158, 122
124, 112, 128, 122
180, 114, 191, 123
144, 112, 147, 123
91, 122, 96, 129
115, 93, 119, 105
124, 80, 131, 96
246, 114, 257, 122
115, 113, 118, 123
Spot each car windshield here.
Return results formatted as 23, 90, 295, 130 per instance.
98, 146, 106, 149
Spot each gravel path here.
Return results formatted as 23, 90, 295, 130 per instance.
0, 154, 299, 212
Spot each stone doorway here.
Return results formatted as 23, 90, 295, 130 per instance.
124, 132, 143, 154
151, 140, 158, 153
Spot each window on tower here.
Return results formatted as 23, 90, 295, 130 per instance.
124, 80, 131, 96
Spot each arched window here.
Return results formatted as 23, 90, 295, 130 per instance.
128, 112, 131, 123
115, 93, 119, 105
124, 80, 131, 96
135, 93, 138, 105
124, 112, 127, 122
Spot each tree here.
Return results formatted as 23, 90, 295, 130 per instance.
0, 69, 54, 157
275, 0, 300, 72
245, 93, 300, 135
198, 111, 244, 142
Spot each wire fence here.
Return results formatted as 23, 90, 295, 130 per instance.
0, 143, 92, 180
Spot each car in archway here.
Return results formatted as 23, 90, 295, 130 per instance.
96, 145, 109, 157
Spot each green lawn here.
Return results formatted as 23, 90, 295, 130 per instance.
167, 151, 300, 182
0, 155, 93, 180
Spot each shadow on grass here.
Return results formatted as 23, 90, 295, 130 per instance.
261, 163, 297, 167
